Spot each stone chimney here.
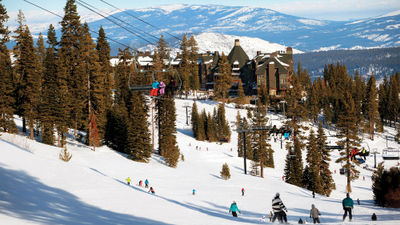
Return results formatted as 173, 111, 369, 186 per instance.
234, 39, 240, 46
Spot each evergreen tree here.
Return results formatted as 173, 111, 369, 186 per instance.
157, 35, 170, 63
96, 26, 112, 110
216, 104, 231, 141
178, 34, 190, 97
191, 101, 199, 138
365, 75, 379, 140
158, 96, 180, 167
317, 122, 335, 196
220, 163, 231, 180
40, 25, 59, 145
306, 129, 323, 194
336, 90, 360, 193
352, 71, 365, 126
196, 109, 206, 141
283, 68, 307, 186
372, 162, 385, 206
206, 112, 218, 142
215, 53, 232, 106
58, 0, 82, 136
251, 101, 274, 177
126, 91, 151, 161
308, 80, 320, 123
0, 1, 16, 132
104, 100, 128, 152
13, 10, 40, 140
188, 35, 200, 94
378, 76, 389, 126
237, 80, 246, 105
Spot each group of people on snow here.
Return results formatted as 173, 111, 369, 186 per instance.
127, 178, 154, 194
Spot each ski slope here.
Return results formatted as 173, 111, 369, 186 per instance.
1, 97, 400, 225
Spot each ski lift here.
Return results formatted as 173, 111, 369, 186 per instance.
129, 68, 182, 94
382, 147, 400, 160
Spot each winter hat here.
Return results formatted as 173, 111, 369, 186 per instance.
275, 192, 280, 197
346, 193, 350, 197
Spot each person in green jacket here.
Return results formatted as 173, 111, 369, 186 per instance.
229, 201, 241, 217
342, 193, 354, 221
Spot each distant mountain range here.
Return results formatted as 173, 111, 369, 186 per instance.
85, 4, 400, 52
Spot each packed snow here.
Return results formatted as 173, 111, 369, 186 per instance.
1, 97, 400, 224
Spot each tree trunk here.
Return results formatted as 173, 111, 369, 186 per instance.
22, 117, 26, 133
29, 120, 34, 140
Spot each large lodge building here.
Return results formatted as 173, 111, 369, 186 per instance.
114, 39, 294, 99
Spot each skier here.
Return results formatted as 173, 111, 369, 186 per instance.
126, 177, 131, 185
139, 180, 143, 187
145, 179, 149, 188
371, 213, 377, 221
312, 191, 315, 198
309, 204, 321, 224
166, 78, 176, 96
241, 188, 245, 196
192, 189, 196, 195
159, 80, 166, 95
151, 80, 160, 97
272, 192, 288, 223
357, 198, 360, 205
148, 187, 155, 194
342, 193, 354, 221
229, 201, 241, 217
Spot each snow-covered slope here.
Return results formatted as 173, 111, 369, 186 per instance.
139, 32, 303, 58
1, 98, 400, 224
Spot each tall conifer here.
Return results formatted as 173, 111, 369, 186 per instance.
215, 53, 232, 106
365, 75, 379, 140
0, 1, 16, 132
306, 129, 323, 194
317, 122, 335, 196
96, 26, 112, 110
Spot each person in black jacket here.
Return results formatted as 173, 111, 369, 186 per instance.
272, 193, 288, 223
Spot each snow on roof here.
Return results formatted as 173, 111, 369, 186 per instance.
137, 56, 153, 66
233, 60, 239, 65
269, 61, 275, 64
274, 56, 289, 67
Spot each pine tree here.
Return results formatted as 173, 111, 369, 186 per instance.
158, 96, 180, 167
96, 26, 112, 110
372, 162, 385, 206
0, 1, 17, 132
308, 81, 320, 123
197, 109, 206, 141
283, 68, 306, 186
40, 25, 59, 145
317, 122, 335, 196
179, 34, 190, 97
157, 35, 170, 63
59, 0, 82, 136
365, 75, 379, 140
353, 71, 365, 126
104, 100, 128, 152
251, 101, 273, 177
237, 80, 246, 105
13, 10, 40, 140
206, 112, 218, 142
188, 35, 200, 94
336, 90, 360, 193
216, 104, 231, 141
215, 53, 232, 106
220, 163, 231, 180
306, 129, 323, 194
126, 91, 151, 161
191, 100, 199, 138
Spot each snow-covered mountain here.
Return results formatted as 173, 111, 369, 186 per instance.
85, 4, 400, 52
138, 32, 303, 58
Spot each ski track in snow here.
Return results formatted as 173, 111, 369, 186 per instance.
0, 97, 400, 224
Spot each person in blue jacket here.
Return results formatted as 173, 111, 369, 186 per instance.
229, 201, 241, 217
151, 80, 160, 96
342, 193, 354, 221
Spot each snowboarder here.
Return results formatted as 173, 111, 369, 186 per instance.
342, 193, 354, 221
229, 201, 241, 217
145, 179, 149, 188
309, 204, 321, 224
151, 80, 160, 97
126, 177, 131, 185
241, 188, 245, 196
272, 192, 288, 223
159, 80, 166, 95
139, 180, 143, 187
148, 187, 155, 194
192, 189, 196, 195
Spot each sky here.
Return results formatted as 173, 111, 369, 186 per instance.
2, 0, 400, 34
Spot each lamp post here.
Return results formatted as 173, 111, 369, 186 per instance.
183, 103, 191, 125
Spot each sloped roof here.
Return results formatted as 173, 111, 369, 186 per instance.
228, 45, 249, 68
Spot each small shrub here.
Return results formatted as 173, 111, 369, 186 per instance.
220, 163, 231, 180
181, 154, 185, 161
59, 147, 72, 162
